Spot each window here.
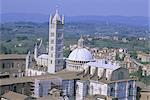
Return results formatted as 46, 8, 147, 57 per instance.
30, 71, 32, 76
99, 87, 101, 94
58, 60, 60, 64
11, 63, 14, 68
110, 87, 114, 96
51, 60, 53, 64
51, 40, 54, 44
147, 96, 149, 100
51, 53, 53, 57
86, 85, 89, 95
58, 33, 62, 38
128, 85, 132, 96
58, 46, 61, 51
90, 85, 94, 94
51, 46, 54, 51
76, 84, 79, 94
51, 32, 54, 37
58, 53, 61, 58
58, 40, 62, 44
2, 63, 5, 69
13, 85, 17, 92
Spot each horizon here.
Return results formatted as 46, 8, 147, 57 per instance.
1, 13, 149, 18
1, 0, 149, 17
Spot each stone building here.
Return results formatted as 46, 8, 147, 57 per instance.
0, 54, 26, 78
26, 9, 64, 76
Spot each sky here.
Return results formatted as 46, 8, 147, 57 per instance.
1, 0, 149, 17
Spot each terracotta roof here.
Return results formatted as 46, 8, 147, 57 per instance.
1, 91, 28, 100
0, 54, 26, 60
0, 70, 80, 86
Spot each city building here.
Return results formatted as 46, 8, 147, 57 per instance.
0, 9, 141, 100
0, 54, 26, 78
26, 9, 64, 76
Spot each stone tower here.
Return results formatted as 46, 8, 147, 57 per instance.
48, 9, 64, 73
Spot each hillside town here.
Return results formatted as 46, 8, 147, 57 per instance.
0, 9, 150, 100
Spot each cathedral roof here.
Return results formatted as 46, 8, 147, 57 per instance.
67, 36, 94, 62
68, 48, 94, 62
38, 54, 48, 59
85, 60, 119, 70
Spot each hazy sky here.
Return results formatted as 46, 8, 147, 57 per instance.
1, 0, 149, 17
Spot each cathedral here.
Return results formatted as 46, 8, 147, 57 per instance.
26, 9, 121, 78
26, 9, 64, 76
0, 9, 138, 100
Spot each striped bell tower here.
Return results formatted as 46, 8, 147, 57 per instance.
48, 9, 64, 73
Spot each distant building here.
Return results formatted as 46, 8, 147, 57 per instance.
0, 54, 26, 78
137, 51, 150, 63
113, 36, 118, 41
66, 36, 95, 71
122, 37, 128, 43
140, 88, 150, 100
0, 8, 140, 100
107, 79, 137, 100
66, 37, 120, 73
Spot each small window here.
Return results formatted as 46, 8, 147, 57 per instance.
51, 60, 53, 64
58, 60, 60, 64
58, 40, 62, 44
2, 63, 5, 69
58, 33, 62, 38
90, 85, 94, 94
51, 40, 54, 44
51, 32, 54, 37
51, 46, 54, 51
58, 53, 61, 58
12, 63, 14, 68
110, 87, 114, 96
58, 46, 61, 51
51, 53, 53, 57
76, 84, 79, 94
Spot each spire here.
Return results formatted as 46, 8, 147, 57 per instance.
52, 8, 61, 22
78, 35, 84, 48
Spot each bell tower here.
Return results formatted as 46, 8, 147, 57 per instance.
48, 9, 64, 73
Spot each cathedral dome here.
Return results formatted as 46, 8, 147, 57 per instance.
68, 48, 94, 62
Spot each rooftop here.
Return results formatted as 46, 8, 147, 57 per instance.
1, 91, 28, 100
0, 70, 80, 86
67, 48, 94, 62
0, 54, 26, 60
85, 60, 119, 70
